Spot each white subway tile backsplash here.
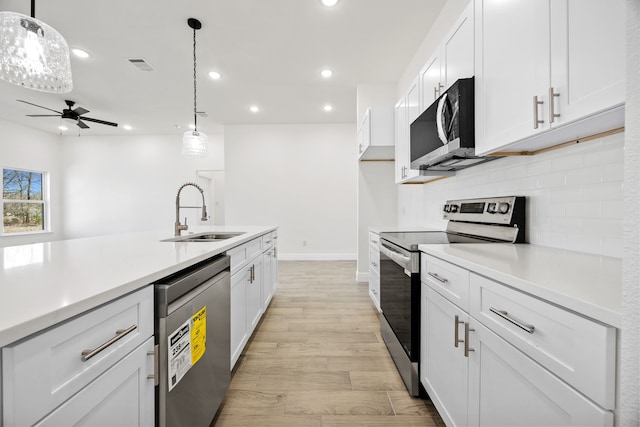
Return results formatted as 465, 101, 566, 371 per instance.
406, 132, 624, 258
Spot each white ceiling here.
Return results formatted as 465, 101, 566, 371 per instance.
0, 0, 446, 136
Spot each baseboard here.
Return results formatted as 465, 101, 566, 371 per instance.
278, 253, 356, 261
356, 271, 369, 283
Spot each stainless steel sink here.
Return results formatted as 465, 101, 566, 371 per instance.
162, 232, 245, 242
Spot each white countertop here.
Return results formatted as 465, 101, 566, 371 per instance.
0, 226, 276, 347
419, 243, 622, 328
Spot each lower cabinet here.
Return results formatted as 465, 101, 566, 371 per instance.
368, 231, 381, 310
420, 254, 616, 426
2, 286, 155, 427
229, 231, 278, 369
35, 337, 155, 427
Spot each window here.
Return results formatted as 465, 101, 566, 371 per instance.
2, 168, 48, 234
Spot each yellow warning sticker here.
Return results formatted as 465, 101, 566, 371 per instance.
190, 306, 206, 365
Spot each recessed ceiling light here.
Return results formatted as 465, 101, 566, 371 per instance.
123, 124, 132, 130
58, 125, 68, 131
321, 0, 339, 6
208, 71, 222, 80
250, 105, 260, 113
323, 104, 334, 112
71, 48, 90, 59
321, 69, 333, 78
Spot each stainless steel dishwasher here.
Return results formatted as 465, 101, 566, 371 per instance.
154, 254, 230, 427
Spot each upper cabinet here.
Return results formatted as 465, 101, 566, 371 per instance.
475, 0, 625, 155
396, 2, 474, 184
358, 107, 395, 161
420, 2, 475, 111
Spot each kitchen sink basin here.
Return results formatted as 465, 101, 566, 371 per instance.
162, 232, 245, 242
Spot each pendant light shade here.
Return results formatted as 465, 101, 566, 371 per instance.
0, 10, 72, 93
182, 18, 208, 158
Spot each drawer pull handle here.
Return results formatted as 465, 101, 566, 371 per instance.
490, 308, 535, 334
81, 325, 138, 362
428, 272, 448, 283
454, 315, 464, 348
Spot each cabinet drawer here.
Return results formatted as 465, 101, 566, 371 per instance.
369, 246, 380, 274
2, 286, 153, 427
368, 232, 380, 248
470, 273, 616, 410
421, 254, 470, 311
229, 237, 263, 274
262, 231, 276, 249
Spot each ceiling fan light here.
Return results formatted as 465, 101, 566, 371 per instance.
0, 11, 72, 93
182, 130, 208, 157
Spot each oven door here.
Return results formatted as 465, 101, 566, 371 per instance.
379, 239, 420, 362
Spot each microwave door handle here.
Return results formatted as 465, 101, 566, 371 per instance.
436, 93, 448, 145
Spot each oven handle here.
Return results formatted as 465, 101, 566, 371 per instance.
379, 244, 411, 268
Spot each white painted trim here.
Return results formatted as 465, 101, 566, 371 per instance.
278, 253, 356, 261
356, 272, 369, 283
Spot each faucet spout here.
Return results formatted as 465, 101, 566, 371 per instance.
175, 182, 208, 236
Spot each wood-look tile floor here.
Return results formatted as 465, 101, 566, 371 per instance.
212, 260, 445, 427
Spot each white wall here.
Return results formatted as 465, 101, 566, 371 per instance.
399, 132, 624, 258
621, 0, 640, 423
0, 119, 64, 247
224, 124, 357, 260
60, 133, 224, 239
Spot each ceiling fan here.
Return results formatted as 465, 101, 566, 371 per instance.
17, 99, 118, 129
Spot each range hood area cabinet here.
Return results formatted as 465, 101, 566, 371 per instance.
474, 0, 625, 155
358, 107, 395, 161
395, 1, 475, 183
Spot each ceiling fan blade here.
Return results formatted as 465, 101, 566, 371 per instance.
82, 117, 118, 127
76, 119, 90, 129
72, 107, 89, 116
17, 100, 62, 114
26, 114, 60, 117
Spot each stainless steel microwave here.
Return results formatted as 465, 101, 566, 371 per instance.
410, 77, 497, 173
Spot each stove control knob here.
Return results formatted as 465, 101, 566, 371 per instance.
487, 202, 497, 214
449, 204, 459, 213
443, 204, 450, 213
498, 202, 510, 214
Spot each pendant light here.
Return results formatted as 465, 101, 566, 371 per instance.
0, 0, 72, 93
182, 18, 208, 158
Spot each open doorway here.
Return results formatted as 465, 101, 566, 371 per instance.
196, 170, 225, 225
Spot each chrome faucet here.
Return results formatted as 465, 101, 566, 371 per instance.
175, 182, 208, 236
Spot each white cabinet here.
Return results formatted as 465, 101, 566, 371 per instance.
419, 1, 474, 111
421, 285, 469, 426
368, 231, 381, 310
358, 107, 395, 161
229, 231, 278, 369
420, 254, 616, 426
475, 0, 625, 155
35, 337, 155, 427
2, 287, 155, 427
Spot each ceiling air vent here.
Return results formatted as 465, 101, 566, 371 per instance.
128, 58, 157, 72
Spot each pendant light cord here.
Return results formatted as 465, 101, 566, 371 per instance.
192, 26, 198, 132
30, 0, 35, 18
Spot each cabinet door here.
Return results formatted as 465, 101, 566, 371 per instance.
468, 321, 614, 426
246, 259, 263, 333
230, 268, 248, 368
35, 338, 155, 427
420, 53, 442, 110
421, 284, 469, 427
442, 1, 474, 90
262, 251, 273, 309
475, 0, 551, 154
270, 246, 278, 296
549, 0, 625, 126
394, 96, 408, 183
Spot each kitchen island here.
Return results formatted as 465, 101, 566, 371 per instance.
0, 225, 277, 426
0, 225, 276, 348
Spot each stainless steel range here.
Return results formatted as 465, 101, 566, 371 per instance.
378, 196, 526, 396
